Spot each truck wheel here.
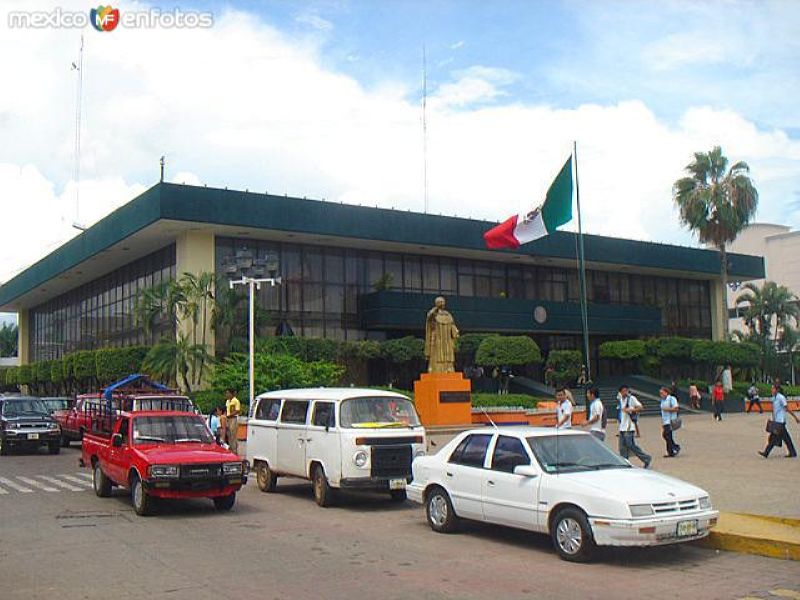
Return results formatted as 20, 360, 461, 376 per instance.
213, 493, 236, 511
256, 461, 278, 493
390, 489, 408, 503
92, 462, 112, 497
48, 442, 61, 455
131, 476, 152, 516
426, 486, 459, 533
312, 464, 336, 508
551, 507, 596, 562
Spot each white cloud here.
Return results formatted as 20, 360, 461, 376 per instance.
449, 40, 465, 50
295, 11, 333, 32
1, 0, 799, 291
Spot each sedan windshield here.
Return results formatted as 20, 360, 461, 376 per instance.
527, 434, 631, 473
2, 399, 49, 417
133, 416, 214, 444
340, 397, 420, 428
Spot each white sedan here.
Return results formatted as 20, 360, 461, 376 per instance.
408, 427, 718, 562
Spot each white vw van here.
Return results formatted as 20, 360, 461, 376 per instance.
246, 388, 426, 507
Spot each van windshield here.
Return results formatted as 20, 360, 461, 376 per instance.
340, 397, 420, 429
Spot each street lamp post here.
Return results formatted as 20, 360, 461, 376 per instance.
227, 254, 281, 406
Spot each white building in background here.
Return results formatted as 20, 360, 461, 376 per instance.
726, 223, 800, 332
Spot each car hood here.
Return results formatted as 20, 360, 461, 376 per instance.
558, 468, 707, 504
4, 415, 56, 426
134, 444, 239, 464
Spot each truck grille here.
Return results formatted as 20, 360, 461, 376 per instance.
651, 498, 700, 515
370, 445, 412, 478
180, 464, 222, 480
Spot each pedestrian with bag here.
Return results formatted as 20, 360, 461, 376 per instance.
746, 381, 763, 414
759, 384, 798, 458
711, 379, 725, 421
582, 386, 606, 441
659, 386, 681, 457
618, 385, 651, 468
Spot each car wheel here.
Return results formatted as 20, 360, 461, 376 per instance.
131, 475, 152, 516
0, 435, 8, 456
92, 462, 112, 497
255, 461, 278, 493
213, 493, 236, 511
312, 464, 335, 508
48, 442, 61, 455
426, 487, 459, 533
551, 508, 596, 562
390, 489, 408, 503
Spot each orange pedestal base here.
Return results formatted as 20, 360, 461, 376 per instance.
414, 372, 472, 427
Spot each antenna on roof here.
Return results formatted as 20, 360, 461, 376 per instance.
159, 155, 165, 182
479, 405, 498, 430
422, 43, 429, 215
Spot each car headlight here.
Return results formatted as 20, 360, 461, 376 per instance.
629, 504, 654, 517
353, 450, 368, 468
414, 449, 426, 459
698, 496, 711, 510
223, 462, 243, 475
150, 465, 179, 478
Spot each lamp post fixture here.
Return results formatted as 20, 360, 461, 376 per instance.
226, 252, 281, 406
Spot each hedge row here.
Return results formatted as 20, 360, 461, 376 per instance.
600, 337, 761, 368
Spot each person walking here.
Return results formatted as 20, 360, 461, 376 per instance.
582, 386, 606, 441
711, 380, 725, 421
618, 385, 651, 468
555, 387, 573, 429
208, 405, 223, 444
759, 384, 799, 458
224, 388, 241, 456
721, 364, 733, 394
688, 383, 701, 410
746, 382, 763, 414
659, 386, 681, 457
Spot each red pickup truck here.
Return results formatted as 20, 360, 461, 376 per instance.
81, 410, 247, 516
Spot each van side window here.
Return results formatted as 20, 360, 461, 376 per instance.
256, 399, 281, 421
312, 402, 335, 428
281, 400, 309, 424
448, 434, 492, 468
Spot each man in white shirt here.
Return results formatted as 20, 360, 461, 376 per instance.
582, 387, 605, 441
618, 385, 651, 468
555, 388, 573, 429
659, 386, 681, 457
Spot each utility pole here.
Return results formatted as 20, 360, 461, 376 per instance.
160, 155, 165, 183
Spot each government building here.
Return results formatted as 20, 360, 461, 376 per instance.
0, 182, 764, 374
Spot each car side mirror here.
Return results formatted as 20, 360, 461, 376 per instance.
513, 465, 539, 478
111, 433, 123, 448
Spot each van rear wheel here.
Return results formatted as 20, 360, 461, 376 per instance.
312, 465, 335, 507
256, 462, 278, 492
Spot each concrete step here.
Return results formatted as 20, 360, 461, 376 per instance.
699, 513, 800, 561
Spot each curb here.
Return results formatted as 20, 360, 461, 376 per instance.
699, 512, 800, 561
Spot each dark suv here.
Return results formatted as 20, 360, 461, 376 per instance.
0, 396, 62, 455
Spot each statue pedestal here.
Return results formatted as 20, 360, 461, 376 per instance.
413, 372, 472, 427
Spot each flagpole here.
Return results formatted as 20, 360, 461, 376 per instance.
573, 141, 591, 380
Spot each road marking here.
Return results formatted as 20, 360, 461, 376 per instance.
37, 475, 84, 492
0, 485, 7, 495
76, 471, 93, 480
0, 477, 33, 493
770, 591, 800, 599
60, 474, 93, 487
16, 476, 59, 492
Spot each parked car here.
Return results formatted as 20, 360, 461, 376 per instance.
81, 410, 248, 516
247, 388, 426, 506
408, 427, 718, 562
1, 396, 62, 455
40, 397, 71, 415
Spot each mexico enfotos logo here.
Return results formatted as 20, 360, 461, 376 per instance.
8, 5, 214, 30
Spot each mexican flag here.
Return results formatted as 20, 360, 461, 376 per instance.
483, 157, 573, 249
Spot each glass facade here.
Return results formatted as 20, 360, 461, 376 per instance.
216, 237, 712, 343
29, 245, 176, 361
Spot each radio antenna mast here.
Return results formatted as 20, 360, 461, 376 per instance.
71, 34, 86, 231
422, 44, 429, 214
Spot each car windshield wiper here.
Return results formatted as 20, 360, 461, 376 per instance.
175, 437, 204, 443
585, 463, 630, 470
135, 435, 166, 442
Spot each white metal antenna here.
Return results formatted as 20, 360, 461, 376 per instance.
422, 44, 429, 214
479, 405, 498, 430
71, 34, 86, 231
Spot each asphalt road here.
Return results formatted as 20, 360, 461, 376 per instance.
0, 445, 798, 600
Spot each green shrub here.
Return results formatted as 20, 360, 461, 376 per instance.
72, 350, 97, 381
191, 389, 222, 414
5, 366, 19, 386
341, 340, 382, 360
457, 333, 497, 363
17, 364, 32, 386
652, 337, 696, 359
599, 340, 646, 360
475, 336, 542, 366
471, 393, 542, 409
62, 353, 76, 381
691, 341, 760, 368
95, 346, 149, 384
380, 337, 425, 364
50, 359, 65, 383
545, 350, 582, 386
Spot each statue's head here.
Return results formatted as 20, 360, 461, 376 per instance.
434, 296, 446, 309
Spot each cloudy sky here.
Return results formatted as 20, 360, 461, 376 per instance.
1, 0, 799, 307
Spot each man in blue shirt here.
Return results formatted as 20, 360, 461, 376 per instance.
759, 384, 799, 458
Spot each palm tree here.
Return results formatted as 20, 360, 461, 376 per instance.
674, 146, 759, 336
0, 322, 18, 357
142, 334, 211, 393
736, 281, 799, 342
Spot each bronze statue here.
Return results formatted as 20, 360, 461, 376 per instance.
425, 296, 459, 373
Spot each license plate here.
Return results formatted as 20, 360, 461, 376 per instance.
676, 520, 698, 537
27, 433, 39, 440
389, 478, 406, 490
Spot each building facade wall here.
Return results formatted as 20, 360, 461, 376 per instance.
175, 229, 216, 362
